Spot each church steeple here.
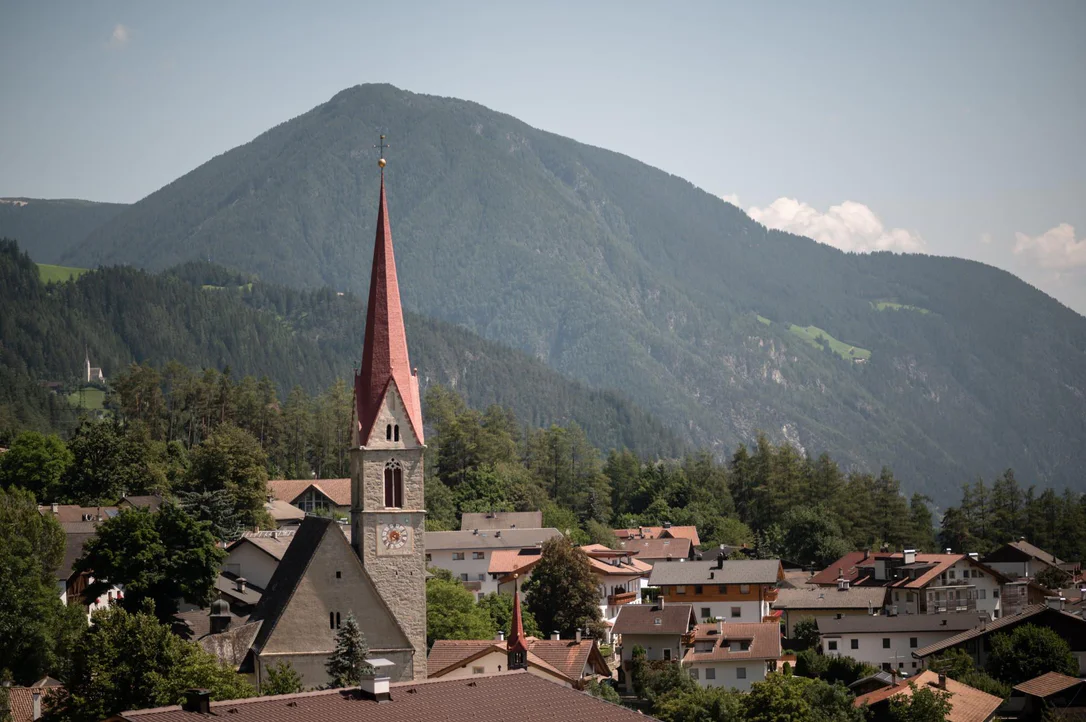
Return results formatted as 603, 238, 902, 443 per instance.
507, 576, 529, 670
354, 170, 424, 446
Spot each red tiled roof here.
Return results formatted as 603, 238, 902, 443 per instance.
682, 622, 782, 663
265, 479, 351, 507
355, 175, 424, 446
854, 670, 1002, 722
1013, 672, 1084, 698
614, 526, 701, 546
809, 552, 980, 589
115, 671, 651, 722
487, 548, 543, 576
616, 537, 692, 560
7, 686, 56, 722
427, 638, 608, 681
39, 504, 117, 523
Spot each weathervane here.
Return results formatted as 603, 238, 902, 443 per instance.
374, 134, 389, 172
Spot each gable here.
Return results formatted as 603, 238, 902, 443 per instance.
363, 379, 422, 448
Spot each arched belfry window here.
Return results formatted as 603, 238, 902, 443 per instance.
385, 424, 392, 441
384, 459, 403, 508
394, 424, 400, 442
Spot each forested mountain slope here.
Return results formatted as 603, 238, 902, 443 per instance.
56, 84, 1086, 499
0, 242, 682, 457
0, 198, 128, 263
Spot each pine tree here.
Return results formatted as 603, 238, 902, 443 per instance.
325, 614, 373, 688
262, 660, 304, 695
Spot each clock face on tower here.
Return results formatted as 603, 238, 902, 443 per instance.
378, 522, 412, 555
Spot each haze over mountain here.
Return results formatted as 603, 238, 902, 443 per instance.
0, 198, 127, 263
16, 84, 1086, 500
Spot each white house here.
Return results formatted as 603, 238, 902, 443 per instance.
425, 528, 562, 598
683, 621, 783, 692
818, 613, 984, 674
222, 529, 300, 589
648, 558, 784, 624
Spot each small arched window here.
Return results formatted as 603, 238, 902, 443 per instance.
384, 459, 403, 508
393, 424, 400, 442
386, 424, 392, 441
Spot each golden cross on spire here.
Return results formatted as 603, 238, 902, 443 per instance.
374, 134, 389, 169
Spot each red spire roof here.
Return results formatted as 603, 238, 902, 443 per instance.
355, 174, 425, 445
508, 578, 529, 657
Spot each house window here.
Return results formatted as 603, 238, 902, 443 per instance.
978, 589, 986, 599
949, 570, 956, 579
330, 612, 341, 629
335, 570, 342, 579
460, 573, 469, 582
425, 553, 432, 562
676, 586, 686, 595
882, 638, 891, 649
394, 425, 400, 442
690, 668, 700, 680
701, 607, 711, 619
695, 585, 704, 595
453, 552, 465, 560
912, 662, 918, 669
477, 573, 485, 581
472, 666, 484, 675
740, 584, 750, 594
663, 649, 672, 661
737, 667, 747, 679
384, 460, 403, 508
730, 607, 741, 618
910, 637, 918, 648
828, 641, 838, 651
718, 585, 728, 593
298, 488, 330, 513
705, 668, 716, 680
993, 590, 1000, 598
473, 552, 485, 560
899, 662, 905, 668
386, 424, 392, 441
851, 639, 859, 650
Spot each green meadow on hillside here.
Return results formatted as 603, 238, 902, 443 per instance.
788, 324, 872, 362
872, 300, 931, 314
37, 263, 88, 284
67, 387, 106, 410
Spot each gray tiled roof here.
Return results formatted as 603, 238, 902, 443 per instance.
773, 586, 888, 610
648, 559, 782, 586
612, 604, 696, 635
817, 613, 984, 635
425, 528, 561, 551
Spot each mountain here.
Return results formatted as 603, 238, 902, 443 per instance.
0, 241, 683, 457
0, 197, 128, 263
56, 84, 1086, 500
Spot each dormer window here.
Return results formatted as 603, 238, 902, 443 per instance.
384, 459, 403, 508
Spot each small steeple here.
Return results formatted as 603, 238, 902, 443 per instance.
507, 575, 528, 670
354, 148, 424, 446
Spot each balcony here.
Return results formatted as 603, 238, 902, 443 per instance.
607, 591, 639, 606
763, 587, 779, 602
462, 580, 483, 592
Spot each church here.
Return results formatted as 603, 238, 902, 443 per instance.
212, 154, 429, 690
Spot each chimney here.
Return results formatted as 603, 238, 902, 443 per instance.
891, 669, 899, 685
181, 689, 212, 714
234, 578, 247, 593
863, 548, 870, 560
359, 671, 391, 702
717, 552, 725, 569
836, 613, 843, 620
551, 631, 561, 641
1045, 596, 1066, 611
50, 503, 59, 514
663, 521, 672, 529
495, 531, 501, 538
710, 571, 715, 580
1079, 586, 1085, 602
938, 673, 947, 690
32, 689, 42, 720
904, 549, 916, 565
659, 596, 665, 608
575, 629, 582, 643
496, 630, 505, 641
941, 618, 948, 626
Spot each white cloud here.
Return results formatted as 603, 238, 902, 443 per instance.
1013, 223, 1086, 271
746, 197, 926, 254
109, 24, 131, 47
719, 193, 741, 207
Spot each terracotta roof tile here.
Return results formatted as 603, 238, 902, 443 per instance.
1013, 671, 1084, 698
265, 479, 351, 507
117, 670, 653, 722
854, 670, 1002, 722
7, 686, 56, 722
682, 622, 781, 663
616, 537, 693, 561
426, 641, 581, 682
487, 548, 543, 575
614, 526, 701, 546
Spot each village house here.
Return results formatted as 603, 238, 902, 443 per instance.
460, 510, 543, 530
222, 528, 300, 589
39, 504, 123, 615
648, 556, 784, 624
981, 539, 1080, 582
615, 523, 701, 547
426, 527, 562, 598
772, 581, 889, 636
912, 601, 1086, 674
616, 536, 696, 565
612, 602, 697, 691
266, 478, 351, 516
682, 621, 783, 692
810, 550, 1009, 619
853, 670, 1002, 722
4, 677, 62, 722
818, 613, 983, 673
1007, 672, 1086, 721
427, 635, 609, 686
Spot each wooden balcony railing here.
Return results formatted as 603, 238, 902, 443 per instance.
607, 591, 638, 606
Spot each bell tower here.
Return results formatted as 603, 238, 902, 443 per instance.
350, 145, 428, 680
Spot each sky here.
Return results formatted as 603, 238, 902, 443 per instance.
1, 1, 1084, 313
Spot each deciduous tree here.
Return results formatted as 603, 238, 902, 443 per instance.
523, 536, 603, 639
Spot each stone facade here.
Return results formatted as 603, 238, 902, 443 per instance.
351, 383, 428, 680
